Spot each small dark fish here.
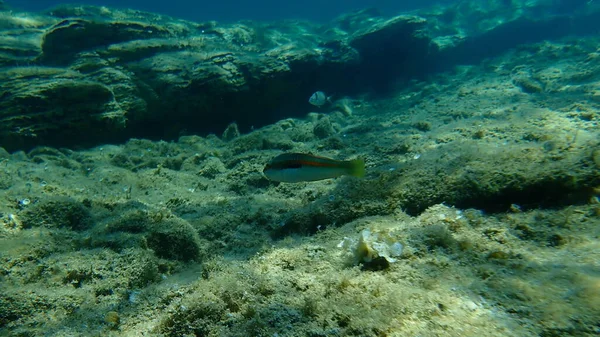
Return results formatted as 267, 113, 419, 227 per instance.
263, 153, 365, 183
309, 91, 331, 107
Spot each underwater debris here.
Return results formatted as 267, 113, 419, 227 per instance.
339, 229, 403, 270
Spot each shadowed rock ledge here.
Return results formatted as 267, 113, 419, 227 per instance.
0, 0, 598, 151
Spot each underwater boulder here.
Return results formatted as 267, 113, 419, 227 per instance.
40, 18, 176, 64
20, 197, 93, 231
0, 66, 127, 152
92, 205, 204, 262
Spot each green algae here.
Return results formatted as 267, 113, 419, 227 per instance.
1, 3, 600, 337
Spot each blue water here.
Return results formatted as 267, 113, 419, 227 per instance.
1, 0, 599, 336
10, 0, 454, 23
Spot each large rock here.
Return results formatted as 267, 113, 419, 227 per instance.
40, 18, 178, 64
424, 0, 600, 65
0, 6, 431, 151
0, 0, 598, 151
0, 66, 126, 149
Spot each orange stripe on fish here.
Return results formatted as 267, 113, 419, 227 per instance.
295, 160, 340, 168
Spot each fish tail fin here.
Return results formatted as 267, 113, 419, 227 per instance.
347, 158, 366, 178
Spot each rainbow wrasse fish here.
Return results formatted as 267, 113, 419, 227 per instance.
263, 153, 365, 183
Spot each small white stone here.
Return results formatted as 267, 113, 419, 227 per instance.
464, 300, 478, 311
389, 242, 403, 257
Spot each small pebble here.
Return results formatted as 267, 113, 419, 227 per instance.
464, 300, 478, 311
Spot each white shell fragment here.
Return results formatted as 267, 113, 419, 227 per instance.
340, 229, 404, 264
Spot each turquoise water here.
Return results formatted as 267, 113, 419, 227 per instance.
12, 0, 453, 22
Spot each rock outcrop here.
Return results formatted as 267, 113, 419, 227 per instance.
0, 0, 598, 151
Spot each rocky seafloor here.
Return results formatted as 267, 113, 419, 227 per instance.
1, 1, 600, 337
0, 0, 599, 151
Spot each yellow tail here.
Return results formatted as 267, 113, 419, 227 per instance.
347, 158, 366, 178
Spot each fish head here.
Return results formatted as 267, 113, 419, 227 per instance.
263, 155, 304, 182
263, 160, 281, 180
263, 162, 272, 175
263, 162, 286, 182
